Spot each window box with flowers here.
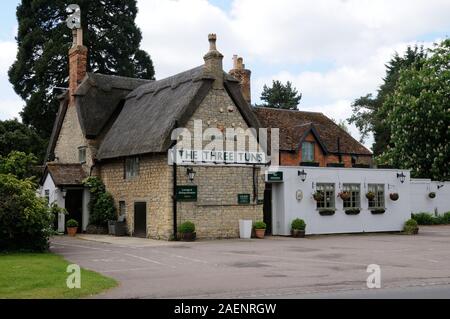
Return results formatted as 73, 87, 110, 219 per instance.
315, 183, 336, 216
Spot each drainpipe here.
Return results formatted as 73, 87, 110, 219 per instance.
173, 161, 177, 239
172, 120, 179, 240
337, 137, 342, 163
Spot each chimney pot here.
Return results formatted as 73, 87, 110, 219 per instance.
203, 33, 224, 89
229, 55, 252, 104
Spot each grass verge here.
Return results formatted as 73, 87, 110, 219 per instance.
0, 252, 117, 299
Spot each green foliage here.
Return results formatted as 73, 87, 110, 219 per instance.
0, 120, 46, 162
412, 212, 450, 225
403, 219, 419, 235
83, 177, 116, 227
0, 174, 53, 252
405, 219, 418, 227
254, 221, 267, 229
260, 80, 302, 109
178, 221, 195, 234
378, 39, 450, 180
66, 219, 79, 228
291, 218, 306, 230
90, 192, 116, 227
0, 151, 38, 181
348, 46, 426, 155
9, 0, 155, 139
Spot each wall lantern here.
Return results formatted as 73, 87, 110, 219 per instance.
397, 172, 406, 184
61, 188, 67, 198
187, 168, 196, 183
298, 169, 307, 182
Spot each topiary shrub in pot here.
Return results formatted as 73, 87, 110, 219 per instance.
66, 219, 79, 237
403, 219, 419, 235
291, 218, 306, 238
254, 221, 267, 239
178, 221, 196, 241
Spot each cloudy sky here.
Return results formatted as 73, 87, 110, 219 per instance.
1, 0, 449, 147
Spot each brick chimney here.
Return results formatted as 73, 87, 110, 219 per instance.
203, 34, 224, 89
229, 55, 251, 104
68, 28, 87, 105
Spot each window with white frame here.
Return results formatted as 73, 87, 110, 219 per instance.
316, 183, 335, 209
343, 184, 360, 209
302, 142, 315, 162
368, 184, 385, 209
125, 157, 139, 179
78, 146, 87, 164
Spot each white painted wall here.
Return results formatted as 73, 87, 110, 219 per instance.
41, 174, 66, 232
40, 174, 90, 232
410, 179, 450, 215
268, 167, 412, 236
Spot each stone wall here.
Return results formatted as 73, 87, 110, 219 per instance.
54, 104, 93, 170
99, 154, 173, 240
177, 88, 264, 238
176, 165, 265, 239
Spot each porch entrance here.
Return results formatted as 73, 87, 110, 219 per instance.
134, 202, 147, 238
65, 189, 83, 233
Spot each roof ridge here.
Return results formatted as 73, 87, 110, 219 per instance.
254, 106, 324, 115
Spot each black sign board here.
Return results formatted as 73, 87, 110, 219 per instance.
176, 186, 198, 202
267, 171, 284, 182
238, 194, 251, 205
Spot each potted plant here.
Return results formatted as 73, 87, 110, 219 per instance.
390, 193, 399, 201
178, 221, 196, 241
254, 221, 267, 239
366, 191, 375, 201
291, 219, 306, 238
66, 219, 79, 237
428, 192, 436, 199
313, 191, 324, 201
403, 219, 419, 235
338, 191, 351, 201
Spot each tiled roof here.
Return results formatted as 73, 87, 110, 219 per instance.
254, 107, 372, 155
45, 163, 87, 186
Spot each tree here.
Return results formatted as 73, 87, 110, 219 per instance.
8, 0, 155, 139
0, 174, 53, 252
348, 46, 426, 155
260, 80, 302, 109
0, 151, 39, 181
0, 119, 46, 162
378, 39, 450, 180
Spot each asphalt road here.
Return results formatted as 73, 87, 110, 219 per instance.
50, 226, 450, 299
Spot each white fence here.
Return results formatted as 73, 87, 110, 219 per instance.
268, 167, 450, 236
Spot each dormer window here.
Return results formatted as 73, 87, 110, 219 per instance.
302, 142, 315, 162
78, 146, 87, 164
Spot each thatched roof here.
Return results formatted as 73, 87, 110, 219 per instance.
46, 73, 151, 162
254, 107, 372, 155
75, 73, 152, 138
43, 163, 87, 187
96, 66, 261, 160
